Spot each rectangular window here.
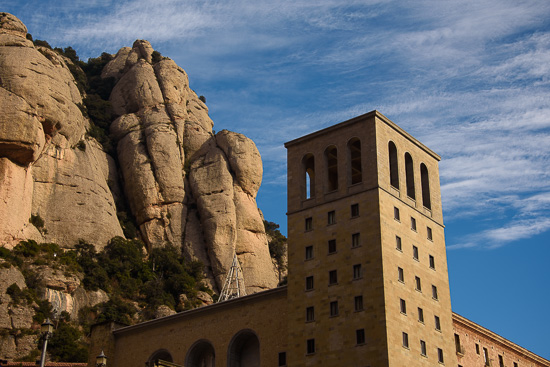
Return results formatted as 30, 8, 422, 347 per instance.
278, 352, 286, 366
398, 267, 404, 282
483, 347, 489, 365
455, 333, 462, 354
432, 285, 438, 300
328, 239, 337, 254
402, 332, 409, 348
330, 301, 339, 317
355, 295, 363, 311
429, 255, 435, 269
514, 363, 518, 367
400, 298, 407, 314
418, 307, 424, 323
353, 264, 362, 279
438, 348, 444, 364
306, 276, 314, 290
306, 306, 314, 322
396, 235, 402, 251
413, 245, 419, 261
415, 276, 422, 292
305, 217, 312, 231
420, 340, 427, 356
306, 339, 315, 355
427, 226, 433, 241
305, 245, 313, 260
434, 315, 441, 331
329, 270, 338, 285
352, 233, 360, 248
351, 203, 359, 217
394, 207, 400, 221
356, 329, 365, 345
476, 343, 480, 354
411, 216, 417, 231
328, 210, 336, 225
499, 355, 504, 367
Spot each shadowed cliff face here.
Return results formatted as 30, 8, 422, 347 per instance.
0, 14, 278, 294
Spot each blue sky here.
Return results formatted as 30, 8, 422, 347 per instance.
4, 0, 550, 360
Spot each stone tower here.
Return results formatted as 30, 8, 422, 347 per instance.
285, 111, 457, 366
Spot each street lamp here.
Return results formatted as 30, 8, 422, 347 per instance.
38, 318, 54, 367
96, 351, 107, 367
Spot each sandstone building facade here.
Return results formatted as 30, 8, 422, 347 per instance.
89, 111, 549, 367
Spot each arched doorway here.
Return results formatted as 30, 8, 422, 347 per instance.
227, 329, 260, 367
146, 349, 173, 367
186, 339, 215, 367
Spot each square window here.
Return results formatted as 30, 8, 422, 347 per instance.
305, 217, 312, 231
353, 264, 362, 279
400, 298, 407, 314
305, 245, 313, 260
418, 307, 424, 323
432, 285, 438, 300
438, 348, 444, 364
398, 267, 404, 282
351, 203, 359, 217
427, 226, 433, 241
402, 332, 409, 348
330, 301, 339, 317
415, 276, 422, 292
329, 270, 338, 285
434, 315, 441, 331
352, 233, 360, 248
354, 295, 363, 311
278, 352, 286, 366
328, 239, 337, 254
411, 217, 417, 231
413, 245, 419, 261
396, 236, 402, 251
306, 306, 315, 322
394, 207, 400, 221
328, 210, 336, 225
429, 255, 435, 269
306, 339, 315, 355
356, 329, 365, 345
306, 276, 314, 290
420, 340, 427, 356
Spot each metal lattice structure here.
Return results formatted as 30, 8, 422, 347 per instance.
218, 253, 247, 302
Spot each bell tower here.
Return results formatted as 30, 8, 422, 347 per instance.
285, 111, 457, 366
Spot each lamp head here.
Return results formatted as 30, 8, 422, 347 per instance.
96, 350, 107, 366
41, 318, 54, 334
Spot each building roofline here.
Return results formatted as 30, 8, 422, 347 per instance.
284, 110, 441, 161
453, 312, 550, 365
113, 286, 287, 335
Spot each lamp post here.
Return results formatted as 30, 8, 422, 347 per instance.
96, 351, 107, 367
38, 318, 54, 367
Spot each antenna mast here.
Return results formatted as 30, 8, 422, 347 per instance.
218, 253, 247, 302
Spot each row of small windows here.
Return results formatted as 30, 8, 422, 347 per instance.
397, 268, 438, 296
305, 234, 361, 260
302, 138, 362, 199
305, 295, 365, 322
399, 298, 441, 329
389, 141, 432, 210
306, 328, 366, 355
305, 203, 360, 231
401, 332, 445, 363
393, 207, 433, 241
463, 338, 521, 367
304, 265, 364, 289
396, 235, 436, 269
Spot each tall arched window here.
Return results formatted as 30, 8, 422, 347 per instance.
303, 154, 315, 199
405, 153, 415, 199
325, 146, 338, 191
227, 329, 260, 367
420, 163, 431, 210
388, 142, 399, 189
185, 339, 215, 367
348, 138, 362, 185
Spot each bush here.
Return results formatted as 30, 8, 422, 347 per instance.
264, 220, 287, 271
48, 321, 88, 362
33, 39, 52, 49
29, 214, 44, 229
151, 50, 162, 64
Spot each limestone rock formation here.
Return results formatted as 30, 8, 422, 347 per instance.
0, 14, 278, 295
0, 12, 123, 249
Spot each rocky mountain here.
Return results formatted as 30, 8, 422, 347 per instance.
0, 12, 278, 294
